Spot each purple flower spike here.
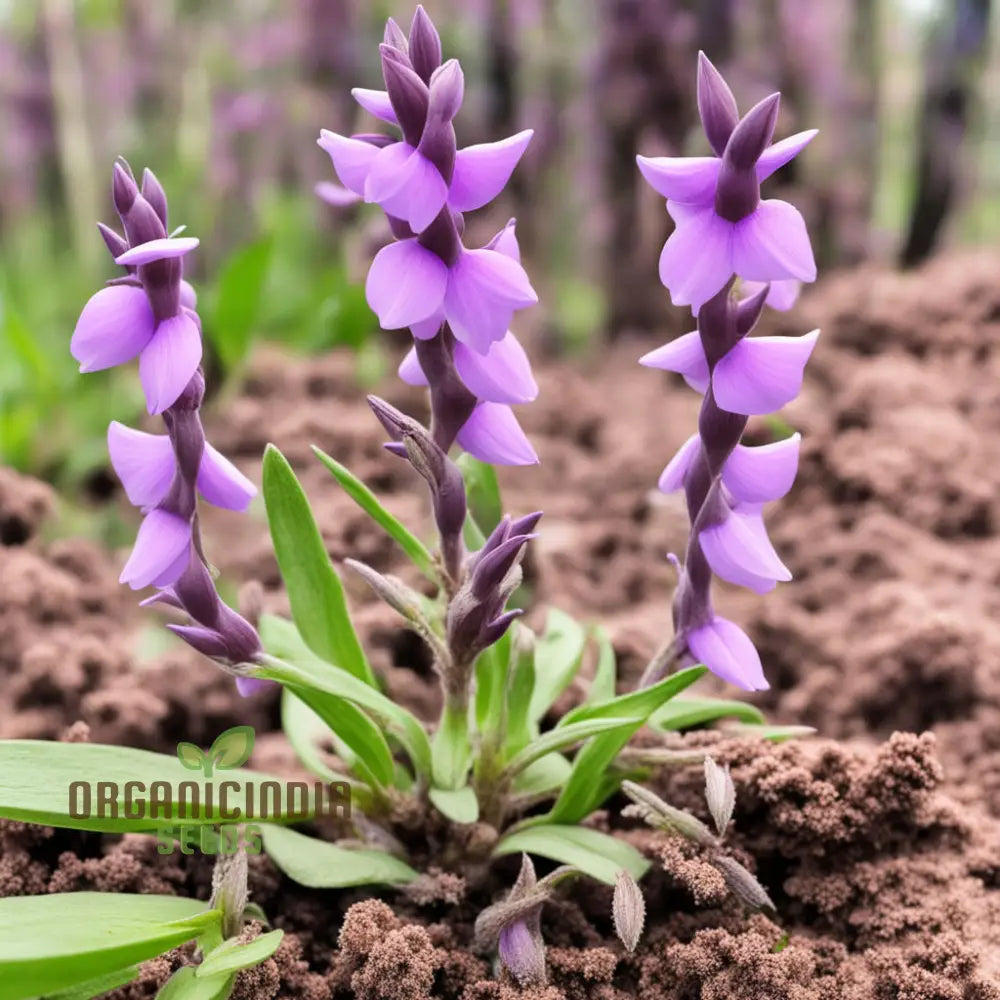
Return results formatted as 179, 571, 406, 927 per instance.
639, 57, 820, 693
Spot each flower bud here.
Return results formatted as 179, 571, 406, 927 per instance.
703, 756, 736, 837
697, 52, 739, 157
612, 870, 645, 953
408, 5, 443, 83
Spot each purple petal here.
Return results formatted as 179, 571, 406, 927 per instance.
317, 130, 381, 195
71, 285, 156, 373
658, 433, 701, 493
457, 403, 538, 466
197, 444, 257, 511
756, 130, 818, 183
351, 87, 399, 124
365, 142, 448, 232
366, 239, 448, 329
315, 181, 363, 207
114, 237, 199, 267
636, 155, 721, 204
139, 312, 203, 415
179, 280, 198, 310
658, 209, 734, 314
411, 310, 444, 340
167, 624, 229, 659
119, 509, 192, 590
486, 220, 521, 261
449, 130, 534, 213
722, 433, 801, 504
236, 676, 274, 697
444, 248, 537, 353
398, 346, 429, 386
454, 332, 537, 404
700, 505, 791, 594
686, 616, 768, 691
107, 421, 176, 508
498, 920, 545, 987
712, 330, 819, 415
742, 278, 801, 312
731, 199, 817, 284
639, 331, 709, 393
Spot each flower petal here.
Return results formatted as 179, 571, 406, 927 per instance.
449, 130, 534, 212
107, 422, 176, 509
167, 624, 230, 659
365, 142, 448, 232
71, 285, 156, 373
119, 509, 192, 590
139, 312, 203, 415
454, 332, 537, 404
731, 199, 817, 284
658, 433, 701, 493
658, 209, 734, 314
351, 87, 399, 125
487, 220, 521, 261
398, 346, 430, 386
366, 239, 448, 330
756, 130, 818, 183
742, 278, 801, 312
722, 433, 801, 504
700, 505, 791, 594
317, 130, 381, 195
236, 676, 274, 697
639, 331, 709, 393
315, 181, 363, 206
444, 248, 537, 353
712, 330, 819, 415
686, 616, 768, 691
197, 444, 257, 511
179, 280, 198, 310
457, 403, 538, 466
637, 155, 721, 204
114, 237, 199, 266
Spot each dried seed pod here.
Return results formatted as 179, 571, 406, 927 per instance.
711, 854, 776, 913
621, 781, 717, 847
703, 756, 736, 837
612, 869, 645, 953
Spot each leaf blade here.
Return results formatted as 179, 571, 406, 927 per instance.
494, 826, 649, 885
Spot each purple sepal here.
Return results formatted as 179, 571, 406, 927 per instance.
696, 52, 739, 157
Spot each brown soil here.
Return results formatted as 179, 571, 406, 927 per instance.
3, 251, 1000, 996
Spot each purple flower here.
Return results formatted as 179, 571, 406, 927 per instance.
637, 53, 817, 314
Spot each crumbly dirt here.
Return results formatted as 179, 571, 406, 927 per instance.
2, 251, 1000, 996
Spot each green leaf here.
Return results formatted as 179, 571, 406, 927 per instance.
280, 689, 357, 787
431, 705, 472, 790
503, 717, 642, 778
177, 743, 208, 773
0, 894, 220, 1000
428, 786, 479, 824
650, 696, 766, 731
724, 723, 816, 743
547, 667, 707, 824
207, 237, 273, 371
512, 754, 572, 798
262, 445, 375, 686
197, 930, 284, 979
494, 826, 649, 885
529, 609, 587, 722
312, 447, 437, 582
474, 628, 513, 736
588, 626, 617, 704
156, 965, 233, 1000
258, 614, 432, 781
260, 825, 418, 887
456, 453, 503, 536
0, 741, 315, 834
209, 726, 255, 770
41, 964, 140, 1000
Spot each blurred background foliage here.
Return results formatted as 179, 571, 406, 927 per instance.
0, 0, 997, 487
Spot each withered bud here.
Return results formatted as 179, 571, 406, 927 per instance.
612, 869, 645, 953
703, 756, 736, 837
710, 854, 776, 914
621, 781, 717, 847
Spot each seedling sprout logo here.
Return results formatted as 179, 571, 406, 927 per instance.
177, 726, 255, 778
68, 725, 350, 856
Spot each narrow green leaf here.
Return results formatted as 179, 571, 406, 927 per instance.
475, 629, 513, 735
456, 453, 503, 535
260, 825, 418, 887
432, 705, 473, 790
588, 626, 617, 704
494, 826, 649, 885
0, 894, 220, 1000
207, 237, 273, 371
512, 754, 572, 798
529, 609, 587, 722
280, 689, 357, 786
503, 718, 642, 778
724, 723, 816, 742
197, 930, 284, 979
262, 445, 375, 686
506, 626, 537, 753
428, 786, 479, 824
312, 446, 437, 582
0, 741, 315, 833
259, 614, 432, 781
650, 696, 766, 731
547, 667, 707, 824
156, 965, 233, 1000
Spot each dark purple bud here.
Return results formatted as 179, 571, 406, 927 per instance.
470, 516, 513, 569
479, 608, 523, 647
381, 44, 429, 147
724, 93, 780, 171
499, 920, 546, 988
173, 556, 224, 627
510, 511, 543, 537
471, 533, 535, 600
139, 588, 184, 611
97, 222, 129, 262
408, 5, 442, 83
167, 624, 230, 659
141, 168, 169, 228
112, 162, 139, 217
735, 283, 769, 336
697, 52, 739, 157
428, 59, 464, 122
383, 17, 409, 53
417, 60, 464, 181
215, 605, 264, 664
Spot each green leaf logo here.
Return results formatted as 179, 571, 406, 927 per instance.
177, 742, 209, 774
209, 726, 255, 771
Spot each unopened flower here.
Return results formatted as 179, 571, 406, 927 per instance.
637, 53, 817, 313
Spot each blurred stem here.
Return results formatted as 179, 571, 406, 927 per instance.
41, 0, 100, 275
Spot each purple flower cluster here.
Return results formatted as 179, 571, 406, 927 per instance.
638, 57, 820, 692
71, 162, 263, 689
318, 6, 539, 465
